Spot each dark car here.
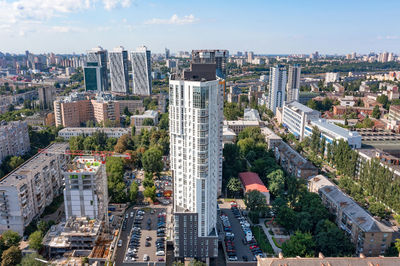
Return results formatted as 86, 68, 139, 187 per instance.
145, 241, 151, 247
242, 256, 248, 261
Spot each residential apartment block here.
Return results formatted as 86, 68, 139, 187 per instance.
282, 101, 320, 140
54, 93, 120, 127
0, 121, 30, 163
267, 65, 287, 114
131, 110, 159, 128
131, 46, 152, 96
109, 46, 129, 94
286, 64, 301, 102
0, 143, 69, 235
223, 120, 261, 135
170, 63, 222, 259
309, 175, 393, 256
58, 127, 130, 140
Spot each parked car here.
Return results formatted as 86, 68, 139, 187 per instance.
118, 240, 122, 247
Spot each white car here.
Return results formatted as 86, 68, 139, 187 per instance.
143, 254, 149, 261
228, 256, 238, 261
156, 251, 165, 256
130, 212, 134, 217
125, 213, 129, 219
118, 240, 122, 247
225, 232, 234, 237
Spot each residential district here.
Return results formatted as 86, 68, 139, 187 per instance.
1, 48, 400, 266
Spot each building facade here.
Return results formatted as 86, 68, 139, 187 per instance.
0, 121, 30, 163
63, 157, 108, 221
286, 64, 301, 102
267, 65, 287, 114
191, 50, 229, 78
86, 46, 108, 91
169, 64, 222, 259
282, 101, 320, 140
131, 110, 159, 128
131, 46, 152, 96
109, 46, 129, 94
58, 127, 130, 140
0, 143, 69, 235
309, 175, 393, 256
38, 86, 56, 110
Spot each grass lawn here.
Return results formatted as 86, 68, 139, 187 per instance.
251, 225, 274, 255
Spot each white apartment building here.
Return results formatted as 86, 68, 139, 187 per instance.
131, 46, 152, 96
63, 156, 108, 221
0, 121, 30, 163
169, 64, 222, 259
0, 143, 69, 235
305, 118, 362, 148
286, 64, 301, 102
109, 46, 129, 94
325, 72, 340, 84
131, 110, 159, 127
58, 127, 130, 140
267, 65, 287, 114
282, 101, 320, 140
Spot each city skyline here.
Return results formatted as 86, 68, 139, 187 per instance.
0, 0, 400, 54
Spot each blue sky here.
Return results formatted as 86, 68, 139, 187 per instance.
0, 0, 399, 55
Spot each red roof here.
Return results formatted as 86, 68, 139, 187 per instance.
238, 172, 269, 193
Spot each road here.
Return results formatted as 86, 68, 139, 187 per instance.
114, 206, 135, 265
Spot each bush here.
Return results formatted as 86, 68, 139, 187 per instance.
248, 211, 260, 224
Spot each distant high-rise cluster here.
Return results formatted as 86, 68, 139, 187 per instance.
83, 45, 152, 95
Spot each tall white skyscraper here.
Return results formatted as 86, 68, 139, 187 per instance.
109, 46, 129, 94
286, 64, 301, 102
169, 63, 222, 259
267, 65, 287, 114
131, 46, 152, 95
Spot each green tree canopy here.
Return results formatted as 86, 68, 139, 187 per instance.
244, 190, 266, 211
1, 246, 22, 266
142, 146, 163, 174
281, 231, 315, 257
28, 231, 43, 251
20, 252, 46, 266
1, 230, 21, 248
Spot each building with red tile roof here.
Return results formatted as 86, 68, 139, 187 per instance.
239, 172, 270, 204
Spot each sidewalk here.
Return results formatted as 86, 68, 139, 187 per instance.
259, 218, 282, 255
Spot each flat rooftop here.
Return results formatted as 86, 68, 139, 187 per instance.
0, 143, 69, 187
59, 127, 129, 133
310, 119, 359, 138
285, 100, 318, 114
65, 156, 102, 174
224, 120, 260, 126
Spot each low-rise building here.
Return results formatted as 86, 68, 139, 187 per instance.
222, 126, 236, 146
356, 148, 400, 180
388, 105, 400, 122
339, 96, 356, 107
0, 121, 30, 163
272, 141, 318, 179
43, 217, 102, 256
260, 127, 282, 149
223, 120, 261, 135
332, 83, 345, 93
244, 108, 260, 121
0, 143, 69, 235
24, 112, 55, 126
333, 105, 387, 117
282, 101, 320, 140
305, 119, 362, 149
239, 172, 270, 204
58, 127, 130, 140
131, 110, 159, 128
308, 175, 394, 256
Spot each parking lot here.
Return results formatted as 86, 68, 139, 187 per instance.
122, 207, 167, 264
219, 201, 260, 262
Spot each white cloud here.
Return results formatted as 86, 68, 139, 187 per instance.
103, 0, 132, 11
51, 26, 86, 33
145, 14, 198, 25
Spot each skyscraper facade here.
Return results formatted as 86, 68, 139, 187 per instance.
109, 46, 129, 94
267, 65, 287, 114
84, 64, 103, 91
131, 46, 152, 95
169, 63, 222, 259
191, 49, 229, 78
86, 46, 108, 91
286, 64, 301, 102
165, 48, 170, 59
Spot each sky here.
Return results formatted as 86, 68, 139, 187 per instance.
0, 0, 400, 55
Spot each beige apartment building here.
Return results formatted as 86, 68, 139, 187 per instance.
308, 175, 394, 256
0, 143, 69, 235
54, 94, 120, 127
0, 121, 30, 163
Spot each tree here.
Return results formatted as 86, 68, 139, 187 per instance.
69, 136, 84, 151
1, 246, 22, 266
142, 118, 154, 126
227, 177, 241, 197
129, 182, 139, 203
2, 230, 21, 248
142, 147, 163, 174
281, 231, 315, 257
267, 169, 285, 196
114, 134, 133, 153
310, 126, 321, 153
314, 219, 354, 256
159, 113, 169, 130
7, 156, 24, 170
28, 231, 43, 251
275, 205, 296, 229
244, 190, 266, 211
377, 94, 389, 109
143, 186, 156, 201
395, 238, 400, 255
123, 106, 132, 116
307, 99, 317, 110
20, 252, 46, 266
372, 105, 381, 119
369, 202, 387, 219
